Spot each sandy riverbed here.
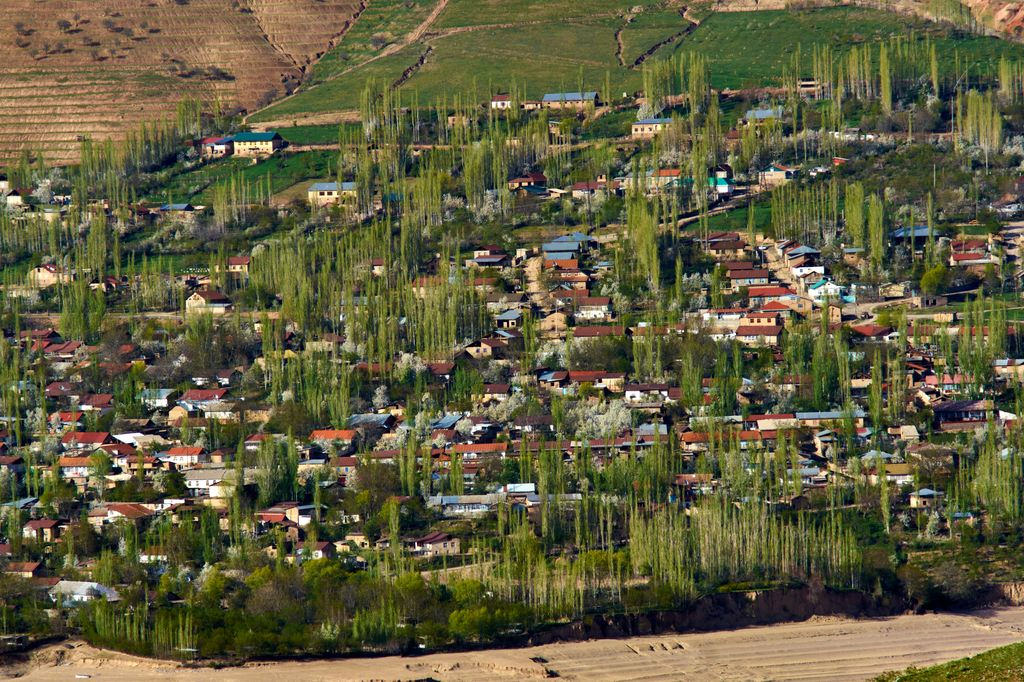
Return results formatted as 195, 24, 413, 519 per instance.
8, 607, 1024, 681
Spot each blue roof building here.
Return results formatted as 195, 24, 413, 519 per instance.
309, 181, 357, 193
542, 91, 599, 103
891, 225, 931, 239
232, 131, 282, 142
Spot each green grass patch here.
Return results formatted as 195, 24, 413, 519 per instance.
311, 0, 438, 81
408, 20, 631, 101
251, 45, 425, 121
434, 0, 659, 28
619, 9, 690, 65
684, 202, 770, 234
878, 640, 1024, 681
679, 8, 1024, 89
143, 151, 337, 205
278, 124, 361, 145
581, 107, 635, 140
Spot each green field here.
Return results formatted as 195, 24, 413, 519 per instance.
142, 151, 337, 205
278, 124, 361, 145
433, 0, 660, 28
683, 8, 1024, 89
251, 5, 1024, 122
619, 8, 691, 66
878, 640, 1024, 681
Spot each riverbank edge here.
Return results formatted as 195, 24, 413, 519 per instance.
10, 581, 1024, 672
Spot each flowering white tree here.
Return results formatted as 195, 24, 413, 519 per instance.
372, 385, 390, 410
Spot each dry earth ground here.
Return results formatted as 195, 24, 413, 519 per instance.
0, 0, 363, 162
8, 606, 1024, 681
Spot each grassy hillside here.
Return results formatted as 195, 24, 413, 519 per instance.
250, 4, 1024, 124
686, 9, 1024, 89
309, 0, 438, 82
879, 640, 1024, 681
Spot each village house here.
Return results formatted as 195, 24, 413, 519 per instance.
575, 296, 613, 321
994, 358, 1024, 379
410, 531, 460, 558
759, 163, 798, 187
87, 502, 155, 529
162, 446, 208, 469
541, 91, 599, 110
185, 290, 233, 315
79, 393, 114, 413
225, 256, 251, 280
309, 429, 357, 450
184, 468, 234, 498
632, 117, 672, 139
933, 399, 993, 428
910, 488, 945, 509
307, 181, 358, 207
728, 269, 771, 290
5, 561, 41, 579
200, 136, 234, 158
707, 239, 748, 260
465, 337, 508, 360
538, 311, 569, 338
231, 131, 284, 157
474, 383, 511, 405
569, 180, 613, 201
867, 462, 914, 486
5, 189, 25, 209
23, 518, 60, 543
50, 580, 120, 604
0, 455, 24, 476
734, 324, 784, 346
177, 388, 229, 412
490, 93, 513, 110
27, 264, 73, 288
507, 172, 547, 191
61, 431, 113, 452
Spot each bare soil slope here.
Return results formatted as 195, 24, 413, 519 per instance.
0, 0, 362, 162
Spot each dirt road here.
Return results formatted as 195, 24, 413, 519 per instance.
10, 607, 1024, 681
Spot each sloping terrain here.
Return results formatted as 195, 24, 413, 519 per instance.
8, 0, 1024, 163
250, 0, 1024, 126
0, 0, 362, 163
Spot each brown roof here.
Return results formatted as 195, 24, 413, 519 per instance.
100, 503, 154, 520
61, 431, 111, 446
727, 269, 770, 279
736, 325, 783, 337
194, 290, 231, 303
850, 323, 892, 338
309, 429, 357, 441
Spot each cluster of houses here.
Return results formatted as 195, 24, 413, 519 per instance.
9, 87, 1024, 610
490, 91, 601, 112
3, 192, 1019, 602
19, 259, 247, 316
308, 164, 738, 211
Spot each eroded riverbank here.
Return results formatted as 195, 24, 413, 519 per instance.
8, 606, 1024, 681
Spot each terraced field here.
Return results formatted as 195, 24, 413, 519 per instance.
0, 0, 362, 162
11, 0, 1024, 162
